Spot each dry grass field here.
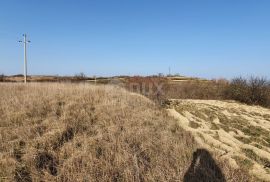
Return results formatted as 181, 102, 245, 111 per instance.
0, 83, 251, 181
167, 99, 270, 181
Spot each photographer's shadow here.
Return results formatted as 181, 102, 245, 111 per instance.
184, 149, 226, 182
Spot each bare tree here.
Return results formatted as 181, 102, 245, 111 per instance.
226, 76, 270, 107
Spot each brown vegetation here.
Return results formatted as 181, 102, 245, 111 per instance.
163, 79, 229, 100
122, 76, 227, 101
0, 74, 4, 82
225, 77, 270, 107
167, 99, 270, 181
0, 83, 250, 181
124, 76, 270, 108
3, 74, 270, 108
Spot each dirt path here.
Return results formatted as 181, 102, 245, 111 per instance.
167, 99, 270, 181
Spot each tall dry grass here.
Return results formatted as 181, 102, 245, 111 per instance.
0, 83, 251, 181
163, 80, 228, 100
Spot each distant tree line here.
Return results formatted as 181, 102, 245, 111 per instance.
0, 74, 4, 82
225, 76, 270, 107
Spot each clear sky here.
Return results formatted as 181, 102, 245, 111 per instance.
0, 0, 270, 79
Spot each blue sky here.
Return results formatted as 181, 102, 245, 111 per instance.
0, 0, 270, 79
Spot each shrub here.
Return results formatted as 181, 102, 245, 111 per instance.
0, 74, 4, 82
225, 77, 270, 107
225, 77, 250, 103
249, 76, 270, 106
11, 74, 24, 77
74, 72, 87, 81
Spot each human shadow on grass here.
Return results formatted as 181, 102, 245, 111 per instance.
184, 149, 226, 182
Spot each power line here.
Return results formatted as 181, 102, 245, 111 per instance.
18, 34, 30, 83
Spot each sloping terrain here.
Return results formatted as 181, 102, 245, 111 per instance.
167, 99, 270, 181
0, 83, 196, 182
0, 83, 251, 181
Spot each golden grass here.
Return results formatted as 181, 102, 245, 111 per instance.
0, 83, 250, 181
168, 99, 270, 181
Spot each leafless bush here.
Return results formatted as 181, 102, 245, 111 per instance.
224, 77, 250, 103
249, 76, 270, 106
153, 76, 270, 108
225, 77, 270, 107
0, 74, 4, 82
73, 72, 87, 81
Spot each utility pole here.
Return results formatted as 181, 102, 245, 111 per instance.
19, 34, 30, 83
